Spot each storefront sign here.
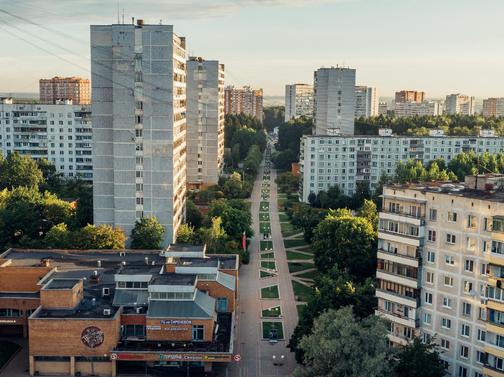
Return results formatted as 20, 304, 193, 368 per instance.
146, 325, 161, 331
114, 352, 231, 362
81, 326, 104, 348
160, 319, 192, 325
0, 319, 17, 324
115, 353, 146, 361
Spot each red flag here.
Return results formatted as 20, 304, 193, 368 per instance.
242, 231, 247, 251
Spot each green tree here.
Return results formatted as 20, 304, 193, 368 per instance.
394, 337, 446, 377
176, 223, 197, 244
293, 306, 389, 377
358, 199, 378, 233
0, 152, 44, 189
44, 223, 71, 249
313, 210, 376, 281
130, 217, 165, 249
75, 224, 126, 249
200, 217, 227, 253
186, 200, 203, 228
263, 106, 284, 132
37, 158, 63, 193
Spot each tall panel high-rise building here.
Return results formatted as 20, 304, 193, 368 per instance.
186, 57, 225, 189
395, 90, 425, 104
224, 86, 263, 119
313, 67, 356, 135
445, 94, 475, 115
483, 98, 504, 117
355, 85, 378, 118
91, 21, 187, 246
39, 76, 91, 105
285, 83, 314, 122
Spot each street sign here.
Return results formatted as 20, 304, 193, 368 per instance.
234, 354, 241, 362
110, 353, 118, 360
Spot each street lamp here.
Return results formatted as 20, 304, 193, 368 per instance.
272, 355, 285, 377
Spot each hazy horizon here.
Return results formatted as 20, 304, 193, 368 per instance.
1, 0, 503, 98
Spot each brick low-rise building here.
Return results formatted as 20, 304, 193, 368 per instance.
0, 244, 238, 376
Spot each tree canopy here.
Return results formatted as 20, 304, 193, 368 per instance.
130, 217, 165, 249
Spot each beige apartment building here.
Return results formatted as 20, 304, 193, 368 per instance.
483, 98, 504, 118
376, 175, 504, 377
395, 90, 425, 104
39, 76, 91, 105
224, 86, 263, 119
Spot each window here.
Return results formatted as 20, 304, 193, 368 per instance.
462, 302, 472, 316
493, 217, 504, 232
446, 233, 456, 244
476, 351, 485, 364
123, 324, 145, 338
461, 324, 470, 337
429, 208, 437, 221
428, 230, 437, 242
423, 312, 432, 325
442, 297, 452, 308
492, 240, 504, 255
464, 281, 473, 294
0, 309, 21, 317
445, 255, 455, 265
441, 318, 451, 329
465, 260, 474, 272
484, 217, 489, 231
192, 325, 204, 341
458, 366, 467, 377
477, 329, 486, 342
467, 215, 477, 229
444, 276, 454, 286
480, 263, 488, 275
448, 211, 458, 222
425, 292, 433, 304
384, 300, 394, 312
426, 271, 434, 284
440, 338, 450, 350
460, 345, 469, 359
427, 251, 435, 263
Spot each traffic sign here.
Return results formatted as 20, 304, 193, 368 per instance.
234, 354, 241, 362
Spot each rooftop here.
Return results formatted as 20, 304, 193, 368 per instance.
33, 292, 117, 319
166, 244, 206, 253
150, 273, 196, 286
43, 279, 80, 290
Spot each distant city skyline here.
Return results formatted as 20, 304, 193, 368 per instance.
1, 0, 504, 97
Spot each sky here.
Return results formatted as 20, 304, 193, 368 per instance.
0, 0, 503, 98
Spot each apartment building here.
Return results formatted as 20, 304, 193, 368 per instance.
298, 132, 504, 200
91, 21, 187, 246
313, 67, 356, 136
0, 244, 238, 376
186, 57, 225, 189
39, 76, 91, 105
395, 90, 425, 104
394, 101, 443, 117
224, 86, 263, 119
379, 102, 389, 116
376, 175, 504, 377
0, 97, 93, 180
483, 98, 504, 118
285, 83, 314, 121
355, 85, 378, 118
445, 94, 476, 116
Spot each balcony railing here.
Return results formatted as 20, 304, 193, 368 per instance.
378, 248, 421, 261
381, 209, 425, 221
378, 228, 421, 240
375, 288, 421, 306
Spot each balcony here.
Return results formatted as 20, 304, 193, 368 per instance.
375, 308, 419, 328
376, 270, 419, 289
377, 249, 420, 268
378, 229, 421, 247
375, 288, 420, 307
380, 210, 425, 226
483, 366, 504, 377
485, 344, 504, 360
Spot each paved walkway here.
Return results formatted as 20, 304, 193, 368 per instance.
0, 337, 29, 377
226, 147, 298, 377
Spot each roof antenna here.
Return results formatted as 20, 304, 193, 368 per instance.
122, 8, 125, 24
116, 0, 120, 23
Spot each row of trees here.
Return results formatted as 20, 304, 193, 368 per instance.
224, 113, 266, 168
272, 117, 313, 170
355, 114, 504, 136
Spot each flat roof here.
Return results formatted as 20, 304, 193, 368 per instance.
43, 279, 80, 290
150, 273, 196, 286
167, 244, 205, 253
117, 264, 162, 275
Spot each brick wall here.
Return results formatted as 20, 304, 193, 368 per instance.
40, 281, 83, 309
145, 318, 214, 342
196, 280, 235, 312
0, 267, 52, 292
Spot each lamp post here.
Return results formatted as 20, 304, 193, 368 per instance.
272, 355, 285, 376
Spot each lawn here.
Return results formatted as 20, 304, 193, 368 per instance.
284, 239, 308, 248
286, 251, 313, 261
260, 240, 273, 251
260, 213, 270, 221
0, 341, 20, 369
262, 322, 284, 340
260, 222, 271, 234
294, 245, 314, 254
260, 252, 275, 259
277, 192, 287, 199
261, 261, 277, 270
288, 262, 314, 274
260, 270, 276, 278
280, 222, 299, 237
278, 212, 290, 222
296, 269, 319, 280
292, 281, 314, 302
261, 285, 280, 299
296, 304, 306, 317
260, 202, 269, 211
262, 306, 282, 318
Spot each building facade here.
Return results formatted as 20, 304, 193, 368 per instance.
395, 90, 425, 104
394, 101, 443, 117
224, 86, 263, 119
0, 97, 93, 180
313, 67, 356, 136
186, 57, 225, 189
39, 76, 91, 105
298, 133, 504, 200
376, 175, 504, 377
483, 98, 504, 118
355, 85, 378, 118
0, 245, 238, 377
91, 21, 187, 246
285, 83, 314, 122
379, 102, 389, 116
445, 94, 476, 115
